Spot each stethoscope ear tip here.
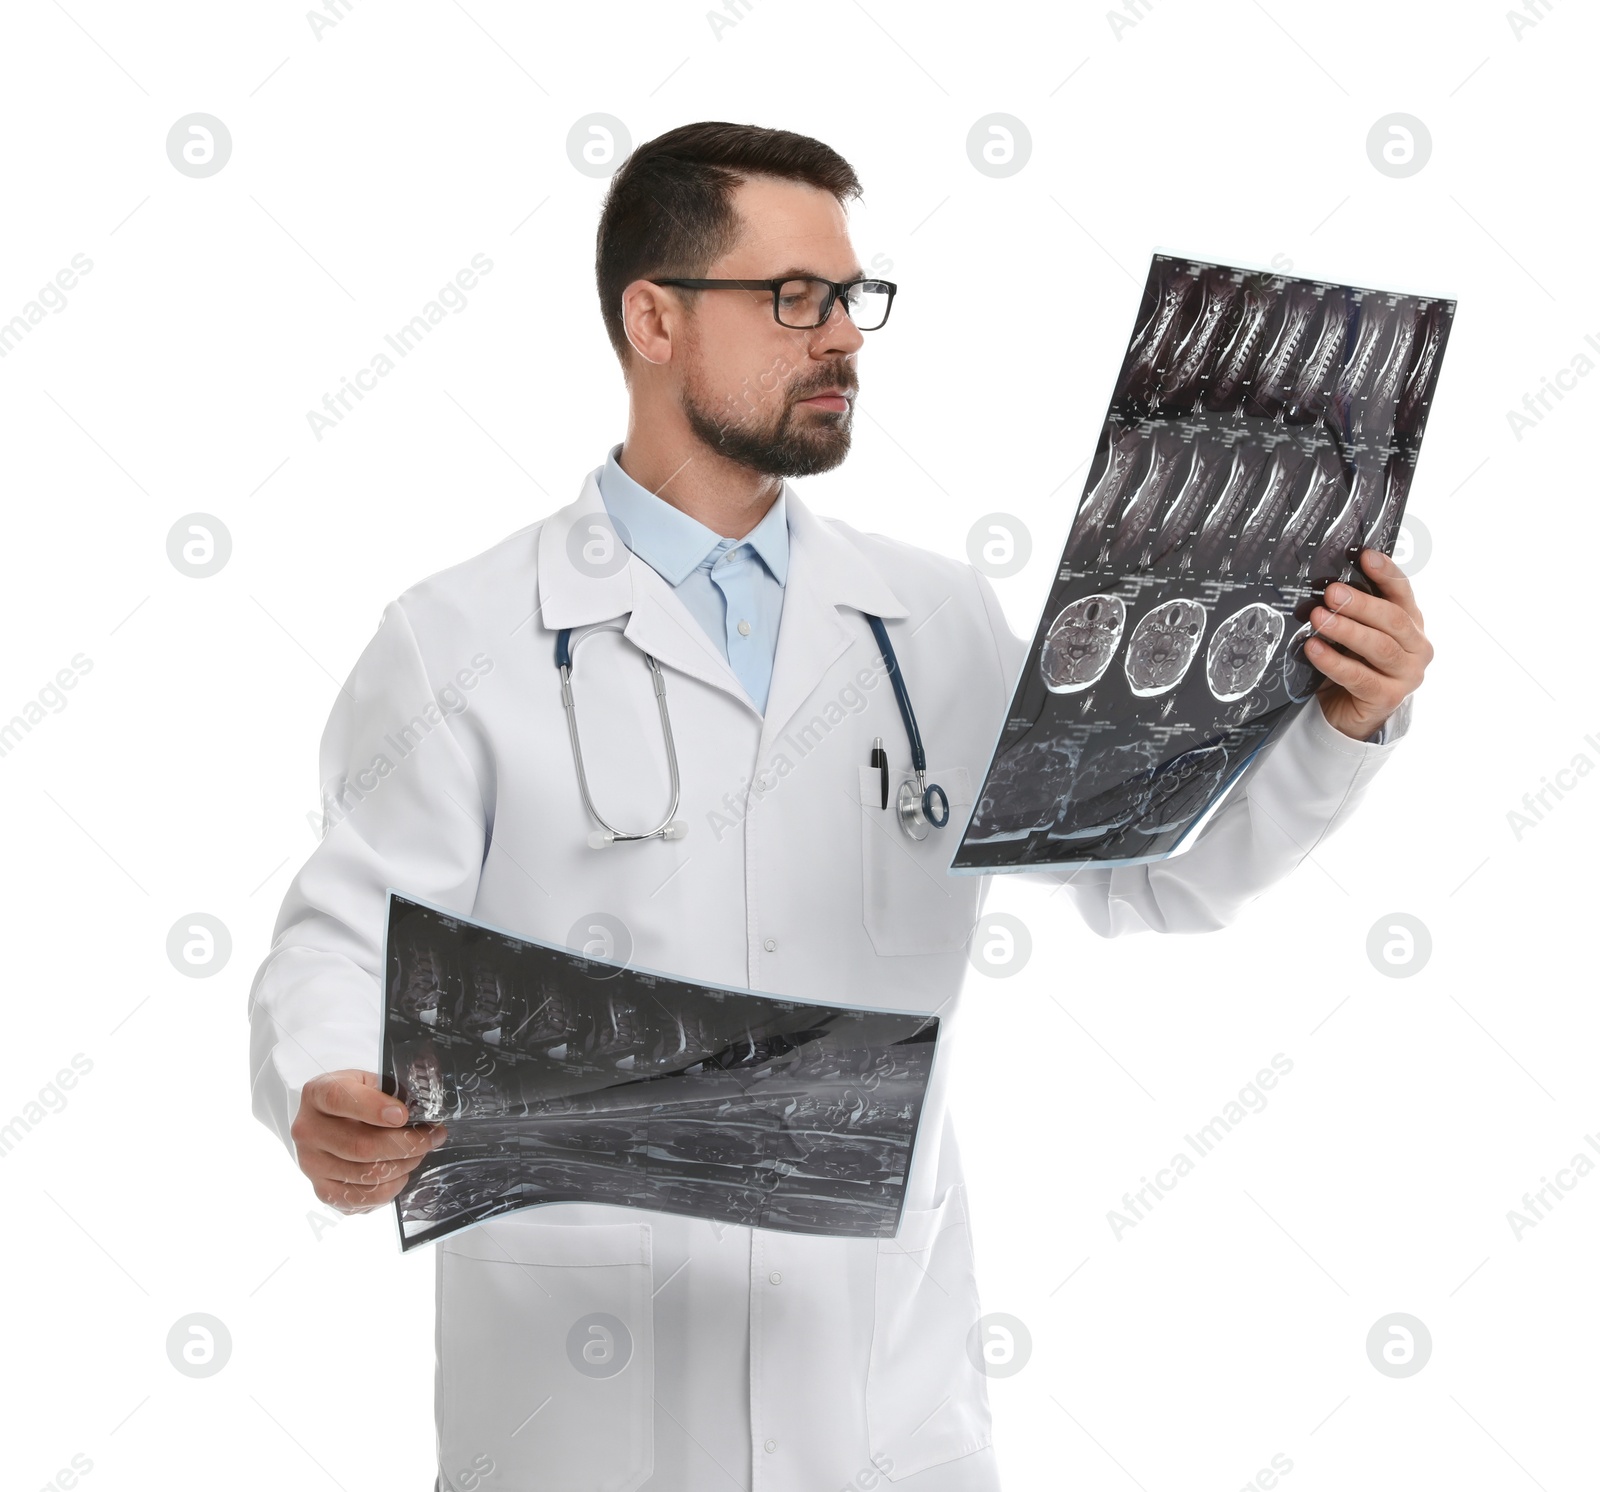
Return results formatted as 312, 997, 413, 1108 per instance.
663, 821, 689, 840
587, 829, 616, 850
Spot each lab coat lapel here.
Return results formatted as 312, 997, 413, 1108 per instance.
627, 576, 756, 708
537, 468, 756, 709
758, 487, 908, 758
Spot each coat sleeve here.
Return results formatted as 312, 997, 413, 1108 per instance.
247, 597, 488, 1159
969, 566, 1413, 936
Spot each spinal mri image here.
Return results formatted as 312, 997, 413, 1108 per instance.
953, 254, 1454, 871
381, 893, 940, 1249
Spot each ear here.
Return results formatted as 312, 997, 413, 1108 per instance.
621, 279, 675, 367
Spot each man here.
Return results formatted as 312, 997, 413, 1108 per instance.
249, 121, 1431, 1490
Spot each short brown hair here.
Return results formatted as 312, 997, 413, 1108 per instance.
595, 121, 863, 373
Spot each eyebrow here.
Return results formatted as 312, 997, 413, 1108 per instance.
769, 266, 868, 282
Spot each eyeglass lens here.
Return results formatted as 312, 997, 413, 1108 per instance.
776, 278, 890, 330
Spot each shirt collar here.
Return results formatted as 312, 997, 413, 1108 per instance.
733, 485, 790, 584
598, 442, 790, 587
537, 463, 908, 634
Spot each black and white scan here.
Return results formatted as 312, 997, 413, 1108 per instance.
380, 893, 940, 1249
953, 254, 1455, 871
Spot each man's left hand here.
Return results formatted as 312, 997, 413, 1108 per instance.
1306, 547, 1433, 741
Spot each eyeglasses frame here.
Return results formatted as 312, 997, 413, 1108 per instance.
645, 275, 898, 331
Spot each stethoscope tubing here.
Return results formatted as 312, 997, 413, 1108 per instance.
866, 614, 948, 829
557, 624, 683, 842
556, 612, 945, 842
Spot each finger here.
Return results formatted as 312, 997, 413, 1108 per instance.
305, 1146, 431, 1187
1319, 580, 1426, 656
1309, 605, 1409, 679
305, 1069, 409, 1127
310, 1118, 445, 1166
1303, 635, 1393, 704
313, 1174, 410, 1213
1357, 548, 1424, 628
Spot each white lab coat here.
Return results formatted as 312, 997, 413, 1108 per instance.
249, 464, 1409, 1492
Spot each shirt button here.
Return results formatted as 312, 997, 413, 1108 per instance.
768, 1270, 782, 1285
763, 938, 776, 952
737, 619, 752, 636
764, 1439, 778, 1454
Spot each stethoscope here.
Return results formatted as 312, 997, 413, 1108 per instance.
555, 613, 948, 849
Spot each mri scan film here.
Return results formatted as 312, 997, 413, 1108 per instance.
381, 893, 940, 1250
953, 253, 1454, 871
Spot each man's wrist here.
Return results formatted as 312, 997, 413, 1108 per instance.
1316, 692, 1392, 743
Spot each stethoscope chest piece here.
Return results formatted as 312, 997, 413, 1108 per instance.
865, 612, 950, 844
895, 776, 950, 842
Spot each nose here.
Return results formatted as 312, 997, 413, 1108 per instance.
816, 291, 865, 354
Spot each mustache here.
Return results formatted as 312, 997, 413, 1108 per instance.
791, 374, 858, 401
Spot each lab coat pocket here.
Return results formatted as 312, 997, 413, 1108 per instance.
437, 1219, 653, 1492
858, 766, 979, 957
866, 1183, 992, 1478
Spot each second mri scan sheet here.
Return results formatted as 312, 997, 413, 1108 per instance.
380, 893, 940, 1250
953, 253, 1454, 872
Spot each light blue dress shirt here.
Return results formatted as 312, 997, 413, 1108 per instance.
597, 443, 789, 714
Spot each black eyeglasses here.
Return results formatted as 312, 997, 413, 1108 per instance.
647, 276, 897, 331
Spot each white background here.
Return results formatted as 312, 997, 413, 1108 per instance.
2, 1, 1595, 1488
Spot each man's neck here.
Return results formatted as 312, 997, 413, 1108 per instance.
616, 434, 781, 541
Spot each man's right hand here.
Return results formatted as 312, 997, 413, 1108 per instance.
291, 1069, 446, 1212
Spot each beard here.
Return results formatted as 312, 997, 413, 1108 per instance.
681, 357, 857, 479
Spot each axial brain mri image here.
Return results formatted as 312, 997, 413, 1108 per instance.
1206, 602, 1286, 702
1041, 593, 1126, 693
1124, 598, 1207, 697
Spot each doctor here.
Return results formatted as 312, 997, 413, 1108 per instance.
249, 121, 1433, 1491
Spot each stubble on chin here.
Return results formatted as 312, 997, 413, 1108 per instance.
684, 387, 852, 478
